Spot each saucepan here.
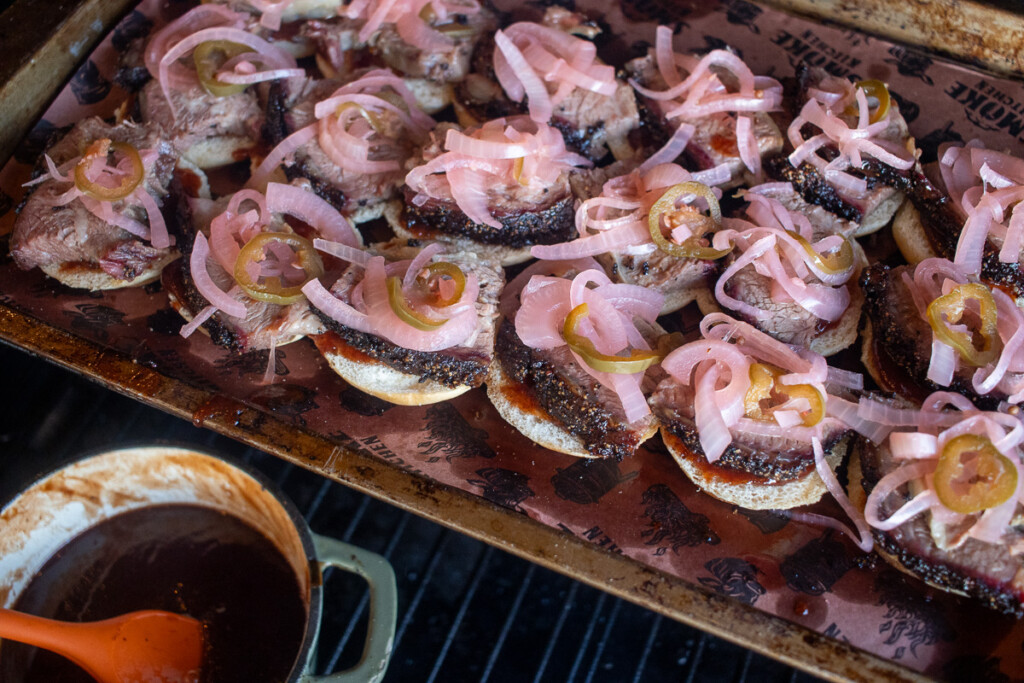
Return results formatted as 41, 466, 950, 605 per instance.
0, 444, 397, 682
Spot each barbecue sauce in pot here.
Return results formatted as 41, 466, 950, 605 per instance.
0, 504, 307, 683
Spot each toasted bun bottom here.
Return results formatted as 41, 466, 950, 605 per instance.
385, 204, 534, 266
853, 192, 905, 237
486, 361, 657, 459
891, 202, 939, 265
314, 333, 471, 406
184, 136, 254, 170
42, 251, 178, 291
661, 428, 846, 510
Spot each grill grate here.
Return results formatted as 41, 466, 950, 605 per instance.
0, 342, 824, 682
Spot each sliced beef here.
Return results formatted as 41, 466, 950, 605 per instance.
301, 18, 371, 80
857, 438, 1024, 616
402, 190, 575, 247
601, 245, 718, 314
650, 378, 852, 483
311, 249, 503, 387
167, 208, 325, 353
625, 52, 783, 188
495, 319, 658, 460
879, 160, 1024, 300
764, 154, 904, 234
401, 122, 577, 247
455, 31, 639, 163
860, 263, 1019, 409
764, 67, 914, 234
11, 119, 179, 282
264, 77, 417, 217
747, 181, 860, 238
140, 80, 264, 161
372, 8, 495, 83
721, 264, 823, 348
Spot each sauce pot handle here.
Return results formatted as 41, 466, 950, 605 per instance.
303, 533, 398, 683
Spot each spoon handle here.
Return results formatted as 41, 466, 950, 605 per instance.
0, 607, 111, 675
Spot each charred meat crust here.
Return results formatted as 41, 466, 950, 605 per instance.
495, 319, 641, 460
163, 259, 247, 352
263, 81, 291, 148
857, 438, 1024, 617
660, 416, 849, 483
881, 161, 1024, 298
401, 189, 575, 247
860, 263, 1004, 410
162, 186, 247, 353
282, 160, 348, 211
763, 153, 865, 223
312, 316, 490, 388
264, 82, 349, 211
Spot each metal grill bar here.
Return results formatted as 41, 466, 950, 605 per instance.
0, 343, 823, 682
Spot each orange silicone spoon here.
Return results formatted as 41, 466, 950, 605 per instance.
0, 607, 203, 683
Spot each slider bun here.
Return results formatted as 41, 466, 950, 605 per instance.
485, 361, 659, 459
891, 201, 940, 266
314, 333, 472, 406
183, 136, 255, 170
661, 428, 848, 510
42, 251, 179, 291
852, 192, 906, 237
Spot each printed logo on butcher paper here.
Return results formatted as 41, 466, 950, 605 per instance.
63, 303, 126, 343
722, 0, 762, 34
417, 403, 495, 463
770, 29, 865, 82
71, 60, 112, 106
467, 467, 534, 513
945, 78, 1024, 142
112, 11, 153, 52
640, 484, 720, 555
779, 532, 854, 595
551, 459, 638, 505
873, 569, 955, 660
698, 557, 766, 605
884, 46, 934, 86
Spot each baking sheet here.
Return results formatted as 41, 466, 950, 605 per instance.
2, 0, 1024, 680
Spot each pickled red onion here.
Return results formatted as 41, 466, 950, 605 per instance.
630, 30, 782, 175
189, 232, 247, 319
532, 163, 725, 261
493, 21, 617, 125
787, 76, 914, 199
405, 117, 590, 229
514, 271, 663, 423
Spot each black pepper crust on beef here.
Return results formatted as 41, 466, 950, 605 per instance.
652, 391, 852, 483
401, 189, 575, 247
763, 153, 864, 223
860, 263, 1005, 410
874, 158, 1024, 298
495, 319, 646, 460
312, 321, 490, 388
856, 438, 1024, 617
